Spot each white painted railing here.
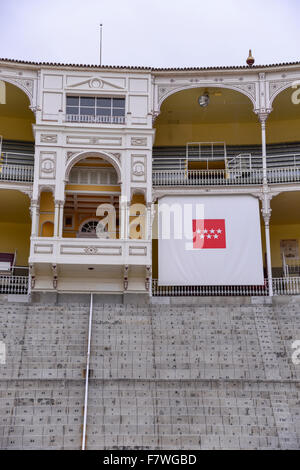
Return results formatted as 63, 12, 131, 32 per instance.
273, 277, 300, 295
152, 168, 264, 186
65, 114, 125, 124
0, 164, 34, 182
152, 167, 300, 186
0, 275, 29, 295
152, 278, 300, 296
267, 166, 300, 184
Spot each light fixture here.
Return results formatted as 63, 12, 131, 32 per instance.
198, 91, 209, 107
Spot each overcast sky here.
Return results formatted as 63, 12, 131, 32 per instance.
1, 0, 300, 68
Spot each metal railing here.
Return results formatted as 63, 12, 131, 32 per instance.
152, 166, 300, 186
267, 166, 300, 184
65, 114, 125, 124
0, 275, 29, 295
152, 278, 300, 296
0, 164, 34, 182
152, 168, 264, 186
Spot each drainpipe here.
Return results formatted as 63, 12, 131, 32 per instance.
82, 292, 93, 450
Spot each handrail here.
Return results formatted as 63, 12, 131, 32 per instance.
82, 292, 93, 451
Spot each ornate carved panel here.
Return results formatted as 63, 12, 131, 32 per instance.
39, 152, 56, 179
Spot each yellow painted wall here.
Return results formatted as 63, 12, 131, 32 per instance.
154, 119, 300, 147
39, 192, 54, 236
0, 116, 34, 141
267, 119, 300, 143
154, 122, 261, 146
0, 222, 31, 266
270, 224, 300, 267
65, 184, 120, 192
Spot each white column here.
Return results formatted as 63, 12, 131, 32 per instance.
261, 192, 273, 297
258, 112, 269, 185
54, 201, 60, 237
146, 202, 152, 240
58, 201, 64, 238
30, 200, 39, 237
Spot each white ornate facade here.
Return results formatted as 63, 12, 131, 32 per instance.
1, 58, 300, 297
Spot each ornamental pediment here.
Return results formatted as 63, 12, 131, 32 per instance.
65, 75, 125, 91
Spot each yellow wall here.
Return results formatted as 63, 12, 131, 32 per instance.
154, 119, 300, 147
65, 184, 120, 192
39, 192, 54, 236
0, 116, 34, 141
0, 222, 31, 266
270, 224, 300, 267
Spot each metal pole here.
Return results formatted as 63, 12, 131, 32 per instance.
82, 292, 93, 450
99, 24, 103, 66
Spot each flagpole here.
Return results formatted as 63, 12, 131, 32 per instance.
99, 24, 103, 66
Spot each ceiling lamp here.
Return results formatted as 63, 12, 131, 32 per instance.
198, 91, 209, 107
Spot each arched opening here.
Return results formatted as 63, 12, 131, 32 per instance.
0, 81, 35, 180
0, 189, 31, 272
63, 156, 121, 239
41, 221, 54, 237
154, 87, 260, 173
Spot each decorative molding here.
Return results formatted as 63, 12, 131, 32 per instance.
131, 137, 147, 146
52, 264, 58, 289
131, 155, 146, 182
269, 80, 293, 100
40, 134, 58, 143
84, 246, 99, 255
129, 245, 147, 256
66, 76, 125, 90
39, 152, 56, 179
123, 265, 129, 291
145, 265, 151, 291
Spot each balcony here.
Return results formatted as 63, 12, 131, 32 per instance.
152, 166, 300, 186
0, 164, 34, 183
30, 237, 151, 266
65, 114, 125, 124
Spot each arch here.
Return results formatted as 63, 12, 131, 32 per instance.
40, 221, 54, 237
65, 151, 122, 184
0, 77, 34, 109
157, 83, 256, 116
269, 81, 297, 107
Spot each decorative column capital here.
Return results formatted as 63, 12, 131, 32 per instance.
255, 109, 272, 126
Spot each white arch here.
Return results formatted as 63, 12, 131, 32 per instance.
0, 77, 34, 109
65, 151, 122, 184
269, 81, 297, 107
157, 83, 256, 116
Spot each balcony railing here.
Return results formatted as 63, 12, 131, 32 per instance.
65, 114, 125, 124
0, 164, 34, 183
0, 275, 29, 295
152, 167, 300, 186
152, 277, 300, 296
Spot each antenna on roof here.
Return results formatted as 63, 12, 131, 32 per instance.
99, 24, 103, 66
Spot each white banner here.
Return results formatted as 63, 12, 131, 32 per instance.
158, 195, 264, 286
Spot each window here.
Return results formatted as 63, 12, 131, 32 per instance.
66, 96, 125, 123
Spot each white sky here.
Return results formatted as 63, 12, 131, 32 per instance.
0, 0, 300, 68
